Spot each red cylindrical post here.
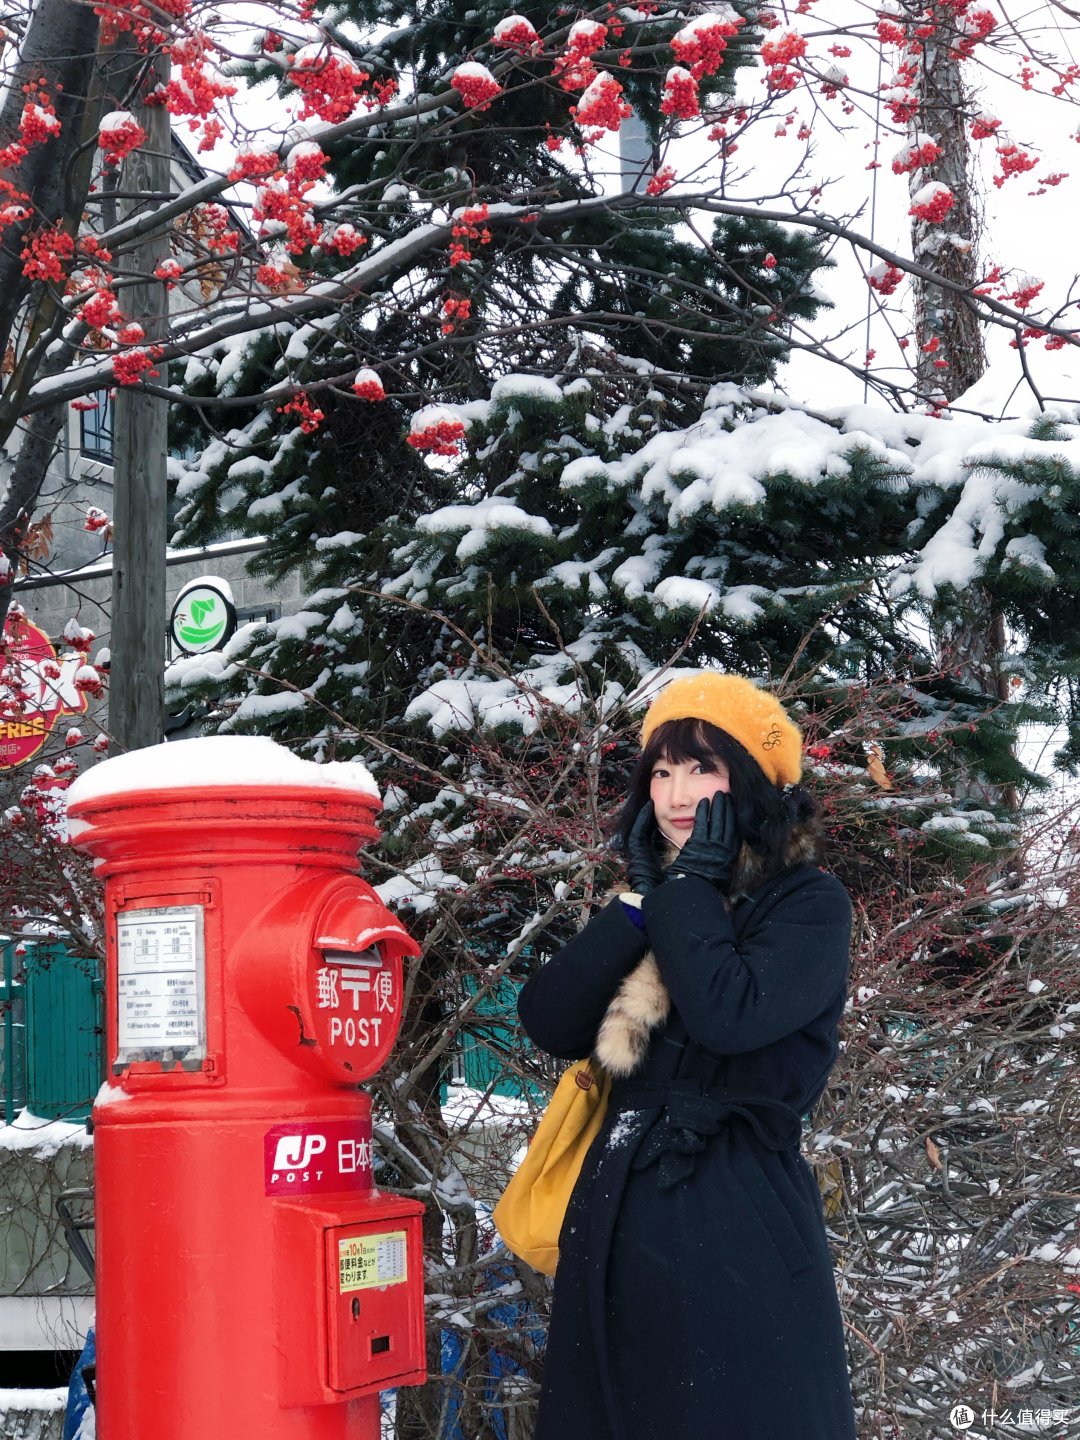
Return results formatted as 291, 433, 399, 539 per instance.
67, 738, 426, 1440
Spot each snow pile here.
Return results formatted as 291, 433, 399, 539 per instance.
66, 735, 379, 807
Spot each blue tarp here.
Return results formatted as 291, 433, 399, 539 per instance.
63, 1326, 94, 1440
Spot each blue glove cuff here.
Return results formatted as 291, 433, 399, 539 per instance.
618, 893, 647, 932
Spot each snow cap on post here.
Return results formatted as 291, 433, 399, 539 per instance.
640, 672, 802, 786
66, 735, 379, 809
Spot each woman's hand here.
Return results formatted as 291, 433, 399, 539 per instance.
666, 793, 741, 888
626, 801, 665, 895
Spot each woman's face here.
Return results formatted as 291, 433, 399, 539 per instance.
648, 752, 731, 849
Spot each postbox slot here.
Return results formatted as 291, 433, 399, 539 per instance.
371, 1336, 390, 1355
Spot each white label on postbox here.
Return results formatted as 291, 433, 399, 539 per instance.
116, 906, 205, 1054
338, 1231, 407, 1292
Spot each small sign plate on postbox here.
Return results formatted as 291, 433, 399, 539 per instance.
115, 905, 206, 1069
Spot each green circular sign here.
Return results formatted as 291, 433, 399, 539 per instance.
170, 581, 237, 656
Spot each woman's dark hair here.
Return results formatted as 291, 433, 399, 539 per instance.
612, 717, 823, 884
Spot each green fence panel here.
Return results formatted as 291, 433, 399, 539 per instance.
22, 943, 103, 1124
1, 945, 27, 1126
459, 976, 543, 1103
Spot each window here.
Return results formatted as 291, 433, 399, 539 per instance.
79, 391, 114, 462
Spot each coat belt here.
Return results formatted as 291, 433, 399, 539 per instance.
613, 1084, 803, 1189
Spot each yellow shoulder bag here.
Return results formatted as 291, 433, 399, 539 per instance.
493, 1059, 611, 1276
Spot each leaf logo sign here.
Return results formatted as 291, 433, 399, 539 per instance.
170, 580, 237, 656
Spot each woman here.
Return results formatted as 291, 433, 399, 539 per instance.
517, 672, 857, 1440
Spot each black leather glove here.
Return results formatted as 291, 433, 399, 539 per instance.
666, 793, 741, 888
626, 801, 664, 895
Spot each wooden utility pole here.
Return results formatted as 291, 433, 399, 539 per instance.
109, 50, 170, 752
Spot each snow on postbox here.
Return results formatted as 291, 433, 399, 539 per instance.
66, 737, 426, 1440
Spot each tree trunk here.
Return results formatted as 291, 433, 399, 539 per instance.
907, 11, 986, 404
907, 8, 1013, 808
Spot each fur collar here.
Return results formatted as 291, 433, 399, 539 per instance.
594, 825, 819, 1078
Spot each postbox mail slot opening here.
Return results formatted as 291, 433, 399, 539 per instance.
371, 1336, 390, 1355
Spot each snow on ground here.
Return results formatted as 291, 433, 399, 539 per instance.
441, 1081, 532, 1128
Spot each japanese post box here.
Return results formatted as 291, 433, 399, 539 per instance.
66, 737, 428, 1440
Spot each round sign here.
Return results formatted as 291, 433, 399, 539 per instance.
0, 615, 89, 769
170, 581, 236, 655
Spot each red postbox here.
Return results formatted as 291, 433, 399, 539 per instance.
67, 737, 427, 1439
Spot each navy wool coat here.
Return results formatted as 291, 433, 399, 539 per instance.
517, 861, 858, 1440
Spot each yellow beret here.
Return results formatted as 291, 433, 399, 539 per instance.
640, 672, 802, 787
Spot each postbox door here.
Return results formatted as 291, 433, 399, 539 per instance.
325, 1213, 426, 1394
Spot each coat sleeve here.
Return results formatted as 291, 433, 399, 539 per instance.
639, 868, 852, 1055
517, 898, 650, 1060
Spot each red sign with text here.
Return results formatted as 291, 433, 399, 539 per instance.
263, 1118, 374, 1196
0, 615, 88, 769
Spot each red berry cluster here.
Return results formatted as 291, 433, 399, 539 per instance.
571, 74, 632, 133
254, 177, 319, 256
288, 143, 328, 185
228, 149, 279, 181
645, 165, 677, 196
256, 263, 294, 292
891, 139, 942, 174
21, 225, 75, 284
953, 8, 997, 59
441, 296, 472, 334
407, 418, 467, 456
908, 185, 954, 223
866, 262, 906, 296
876, 19, 907, 47
671, 15, 743, 79
112, 347, 162, 385
79, 284, 124, 333
95, 0, 192, 48
993, 143, 1038, 187
288, 51, 395, 124
352, 369, 385, 401
970, 114, 1001, 140
83, 507, 111, 534
0, 81, 61, 223
761, 31, 807, 92
451, 63, 502, 110
491, 16, 541, 52
18, 95, 62, 150
660, 68, 700, 121
278, 392, 325, 433
1010, 278, 1045, 310
450, 204, 492, 267
99, 112, 147, 168
198, 202, 241, 256
323, 224, 367, 257
158, 31, 237, 152
554, 21, 608, 92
